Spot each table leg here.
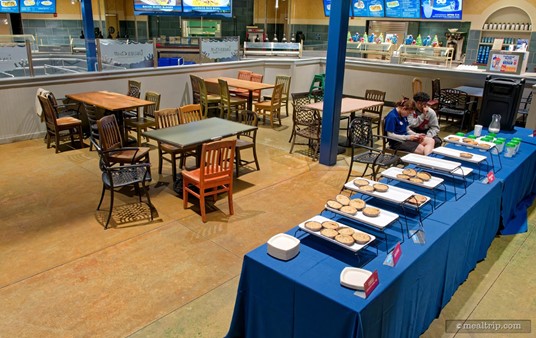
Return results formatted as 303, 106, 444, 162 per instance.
247, 91, 253, 111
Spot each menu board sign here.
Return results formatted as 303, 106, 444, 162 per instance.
0, 0, 19, 13
134, 0, 182, 14
421, 0, 462, 20
20, 0, 56, 14
385, 0, 420, 18
353, 0, 384, 17
182, 0, 232, 17
322, 0, 353, 16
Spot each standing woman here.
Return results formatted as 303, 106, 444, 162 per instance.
384, 97, 435, 155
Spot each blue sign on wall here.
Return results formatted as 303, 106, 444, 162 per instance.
353, 0, 385, 17
0, 0, 19, 13
385, 0, 420, 19
421, 0, 462, 20
134, 0, 182, 14
20, 0, 56, 14
182, 0, 232, 17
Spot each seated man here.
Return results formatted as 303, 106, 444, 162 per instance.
384, 97, 435, 156
409, 92, 442, 148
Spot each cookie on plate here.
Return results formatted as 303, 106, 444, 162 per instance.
353, 178, 370, 187
349, 198, 366, 210
447, 136, 460, 142
340, 205, 358, 215
326, 200, 343, 210
460, 152, 473, 158
321, 220, 340, 230
352, 232, 371, 245
359, 185, 375, 193
338, 227, 355, 236
479, 143, 492, 149
396, 173, 410, 180
409, 177, 424, 184
320, 228, 339, 239
416, 172, 431, 181
373, 183, 389, 192
407, 194, 427, 205
362, 206, 380, 217
335, 234, 355, 246
304, 221, 322, 231
402, 168, 417, 177
335, 194, 350, 206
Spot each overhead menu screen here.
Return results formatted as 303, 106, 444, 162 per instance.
322, 0, 353, 17
134, 0, 182, 14
385, 0, 420, 18
0, 0, 19, 13
182, 0, 232, 17
21, 0, 56, 14
353, 0, 385, 17
421, 0, 462, 20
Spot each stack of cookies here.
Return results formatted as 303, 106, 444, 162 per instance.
326, 194, 367, 216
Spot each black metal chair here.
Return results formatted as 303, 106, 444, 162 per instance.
345, 117, 400, 183
91, 138, 156, 229
429, 78, 441, 110
289, 106, 321, 161
438, 88, 475, 130
517, 91, 532, 125
289, 92, 313, 142
82, 102, 100, 151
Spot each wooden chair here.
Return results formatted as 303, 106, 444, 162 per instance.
38, 94, 84, 153
90, 138, 155, 229
289, 106, 321, 161
254, 83, 284, 128
154, 108, 197, 182
235, 110, 260, 177
97, 114, 150, 165
229, 70, 253, 96
82, 102, 101, 151
192, 74, 221, 117
125, 91, 161, 146
189, 74, 201, 104
182, 139, 237, 223
179, 103, 205, 124
47, 91, 80, 119
235, 73, 264, 102
219, 79, 247, 120
361, 89, 386, 134
264, 75, 292, 116
412, 77, 423, 96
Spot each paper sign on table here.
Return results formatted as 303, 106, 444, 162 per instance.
487, 170, 496, 184
384, 242, 402, 267
355, 270, 380, 298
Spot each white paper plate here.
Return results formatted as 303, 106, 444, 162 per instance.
432, 147, 487, 164
381, 167, 444, 189
298, 215, 375, 252
267, 233, 300, 261
340, 267, 372, 290
344, 178, 415, 203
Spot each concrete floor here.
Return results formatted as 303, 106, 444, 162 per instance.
1, 112, 534, 338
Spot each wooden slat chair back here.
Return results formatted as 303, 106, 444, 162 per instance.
362, 89, 386, 134
179, 103, 205, 124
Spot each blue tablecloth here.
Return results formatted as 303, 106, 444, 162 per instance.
226, 180, 502, 338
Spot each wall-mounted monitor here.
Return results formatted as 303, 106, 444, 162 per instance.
322, 0, 353, 17
352, 0, 385, 18
0, 0, 19, 13
385, 0, 420, 19
182, 0, 232, 18
21, 0, 56, 14
421, 0, 462, 20
134, 0, 182, 15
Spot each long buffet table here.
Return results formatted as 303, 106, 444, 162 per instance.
226, 127, 536, 338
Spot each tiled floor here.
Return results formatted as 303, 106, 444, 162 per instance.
1, 112, 534, 338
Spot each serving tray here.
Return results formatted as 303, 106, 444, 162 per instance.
444, 135, 496, 150
344, 178, 415, 203
325, 204, 399, 229
381, 167, 444, 189
401, 154, 473, 177
298, 215, 375, 252
432, 147, 487, 164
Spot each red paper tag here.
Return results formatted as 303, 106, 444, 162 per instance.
364, 270, 379, 297
487, 170, 495, 184
392, 242, 402, 266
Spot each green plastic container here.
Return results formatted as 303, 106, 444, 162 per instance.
505, 142, 516, 157
456, 132, 465, 136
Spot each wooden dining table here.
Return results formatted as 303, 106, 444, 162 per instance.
66, 91, 156, 142
204, 77, 275, 110
304, 97, 384, 146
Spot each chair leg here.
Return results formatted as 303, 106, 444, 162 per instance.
228, 186, 234, 216
200, 188, 207, 223
182, 178, 189, 209
235, 149, 241, 177
173, 153, 179, 183
46, 132, 51, 149
54, 133, 60, 153
78, 127, 84, 149
142, 180, 155, 221
312, 140, 319, 161
136, 127, 142, 146
97, 185, 106, 210
105, 188, 114, 229
253, 146, 260, 171
289, 133, 296, 154
158, 149, 163, 175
